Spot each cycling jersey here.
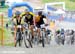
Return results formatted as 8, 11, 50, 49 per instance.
12, 14, 16, 18
21, 12, 34, 25
16, 18, 21, 25
12, 14, 25, 25
35, 15, 46, 28
35, 15, 41, 23
35, 15, 46, 23
24, 14, 33, 25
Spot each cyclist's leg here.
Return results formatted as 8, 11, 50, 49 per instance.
27, 21, 33, 47
36, 24, 42, 43
36, 24, 41, 37
16, 28, 22, 46
15, 29, 20, 47
19, 30, 23, 46
29, 21, 35, 42
30, 25, 34, 40
15, 32, 18, 47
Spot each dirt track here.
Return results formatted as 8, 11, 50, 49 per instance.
0, 45, 75, 54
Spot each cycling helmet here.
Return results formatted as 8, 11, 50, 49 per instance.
25, 9, 30, 14
15, 11, 21, 15
38, 11, 42, 15
56, 29, 60, 34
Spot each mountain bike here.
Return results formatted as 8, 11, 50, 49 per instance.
23, 22, 33, 48
15, 25, 23, 47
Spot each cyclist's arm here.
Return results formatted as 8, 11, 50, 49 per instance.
12, 14, 16, 20
43, 15, 49, 24
30, 14, 33, 20
20, 12, 25, 18
11, 15, 17, 25
21, 17, 25, 25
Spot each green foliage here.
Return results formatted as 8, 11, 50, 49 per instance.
42, 0, 75, 10
4, 42, 14, 46
70, 0, 75, 2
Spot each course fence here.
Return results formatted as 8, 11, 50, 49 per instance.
0, 14, 16, 46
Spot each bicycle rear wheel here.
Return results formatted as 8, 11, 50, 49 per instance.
15, 32, 22, 47
42, 36, 45, 47
28, 32, 33, 48
41, 31, 45, 47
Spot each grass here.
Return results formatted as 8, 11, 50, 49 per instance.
42, 0, 75, 10
4, 42, 14, 46
0, 5, 8, 12
0, 14, 13, 42
0, 27, 12, 40
0, 42, 14, 46
0, 16, 14, 46
0, 15, 14, 46
0, 27, 14, 46
0, 8, 7, 12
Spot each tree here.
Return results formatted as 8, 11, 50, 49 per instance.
0, 0, 5, 7
70, 0, 75, 2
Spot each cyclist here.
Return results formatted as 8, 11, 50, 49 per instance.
55, 29, 61, 45
21, 11, 33, 25
12, 11, 23, 47
35, 11, 47, 41
60, 28, 65, 45
21, 10, 34, 46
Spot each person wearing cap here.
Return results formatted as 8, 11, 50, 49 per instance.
21, 10, 34, 42
12, 11, 24, 47
12, 11, 22, 25
35, 11, 47, 37
21, 10, 34, 25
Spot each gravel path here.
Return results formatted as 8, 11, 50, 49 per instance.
0, 45, 75, 54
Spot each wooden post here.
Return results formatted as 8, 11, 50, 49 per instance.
14, 26, 16, 46
1, 14, 4, 46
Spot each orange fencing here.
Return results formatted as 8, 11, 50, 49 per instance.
0, 14, 16, 47
0, 14, 4, 46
